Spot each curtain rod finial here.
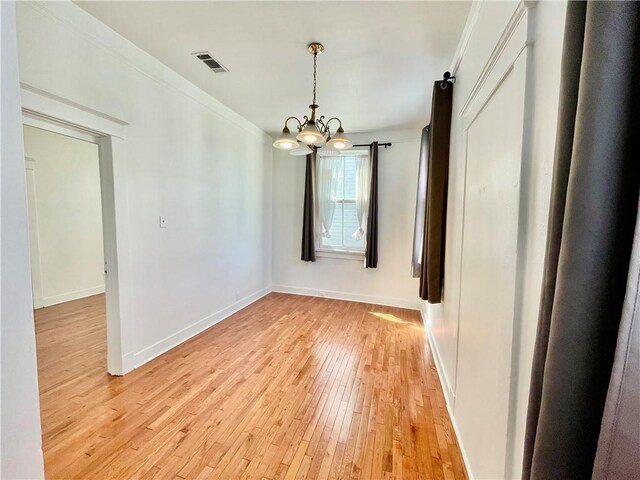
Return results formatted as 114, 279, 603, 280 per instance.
441, 71, 456, 89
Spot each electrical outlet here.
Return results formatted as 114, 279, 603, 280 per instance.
159, 216, 167, 228
236, 291, 241, 301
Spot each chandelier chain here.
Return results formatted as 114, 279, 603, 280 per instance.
312, 52, 317, 106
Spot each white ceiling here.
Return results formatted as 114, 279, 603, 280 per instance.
75, 1, 470, 136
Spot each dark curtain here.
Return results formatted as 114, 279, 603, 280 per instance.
593, 201, 640, 479
301, 150, 316, 262
419, 81, 453, 303
411, 126, 429, 278
523, 2, 640, 479
365, 142, 378, 268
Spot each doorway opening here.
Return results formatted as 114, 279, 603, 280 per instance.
24, 122, 109, 403
20, 98, 127, 375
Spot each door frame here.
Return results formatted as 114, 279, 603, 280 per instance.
24, 156, 44, 309
21, 84, 132, 376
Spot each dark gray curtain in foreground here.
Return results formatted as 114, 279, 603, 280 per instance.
593, 200, 640, 479
301, 150, 316, 262
411, 126, 429, 278
365, 142, 378, 268
419, 81, 452, 303
523, 2, 640, 479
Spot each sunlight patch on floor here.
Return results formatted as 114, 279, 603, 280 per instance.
369, 311, 424, 331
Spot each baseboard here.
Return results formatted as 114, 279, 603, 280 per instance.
42, 285, 105, 307
420, 301, 429, 328
424, 326, 456, 406
131, 287, 271, 369
272, 284, 422, 311
109, 351, 135, 377
33, 296, 44, 309
442, 390, 475, 480
1, 446, 45, 480
420, 309, 475, 479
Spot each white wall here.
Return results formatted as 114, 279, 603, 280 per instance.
425, 1, 567, 478
23, 125, 105, 307
4, 2, 567, 478
15, 1, 273, 372
0, 1, 46, 478
272, 130, 421, 309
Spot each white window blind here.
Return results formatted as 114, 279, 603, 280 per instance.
316, 149, 370, 254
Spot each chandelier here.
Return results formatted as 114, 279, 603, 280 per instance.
273, 43, 353, 156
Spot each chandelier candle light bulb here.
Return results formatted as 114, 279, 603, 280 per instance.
273, 43, 352, 156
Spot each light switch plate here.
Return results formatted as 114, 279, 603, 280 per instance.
159, 216, 167, 228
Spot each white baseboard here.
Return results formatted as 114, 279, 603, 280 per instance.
33, 296, 44, 309
420, 301, 429, 328
41, 285, 105, 307
419, 309, 475, 479
131, 287, 271, 369
423, 325, 456, 406
436, 392, 476, 480
1, 446, 45, 480
272, 284, 421, 311
442, 389, 475, 480
116, 352, 135, 376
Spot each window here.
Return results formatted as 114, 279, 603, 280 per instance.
412, 126, 429, 277
316, 149, 370, 255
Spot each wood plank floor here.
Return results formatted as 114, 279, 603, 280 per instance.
35, 293, 467, 480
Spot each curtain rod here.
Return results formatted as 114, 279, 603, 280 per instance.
353, 142, 392, 148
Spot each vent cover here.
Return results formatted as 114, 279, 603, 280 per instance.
192, 51, 228, 73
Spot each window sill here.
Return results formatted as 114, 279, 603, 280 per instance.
315, 249, 365, 261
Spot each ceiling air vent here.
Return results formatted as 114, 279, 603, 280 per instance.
192, 51, 229, 73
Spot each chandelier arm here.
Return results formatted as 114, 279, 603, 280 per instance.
316, 116, 327, 134
284, 116, 304, 132
323, 117, 343, 134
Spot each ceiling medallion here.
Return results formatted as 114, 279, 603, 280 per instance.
273, 43, 353, 156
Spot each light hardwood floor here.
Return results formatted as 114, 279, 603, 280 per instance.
35, 293, 466, 479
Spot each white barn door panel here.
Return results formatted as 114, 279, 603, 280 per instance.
452, 6, 532, 479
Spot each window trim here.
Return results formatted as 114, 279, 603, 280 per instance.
315, 248, 365, 261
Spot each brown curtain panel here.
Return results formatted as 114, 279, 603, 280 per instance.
419, 81, 453, 303
365, 142, 378, 268
301, 150, 316, 262
523, 2, 640, 479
